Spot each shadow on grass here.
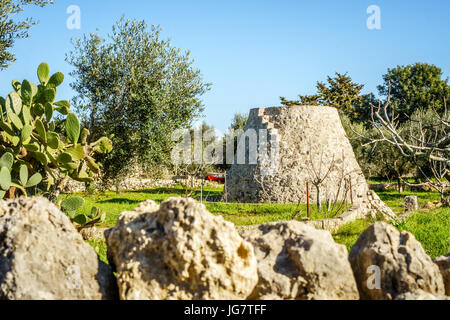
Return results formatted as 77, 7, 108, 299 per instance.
97, 198, 142, 205
128, 187, 187, 195
376, 192, 407, 202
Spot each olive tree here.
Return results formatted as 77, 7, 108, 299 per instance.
66, 17, 210, 188
353, 87, 449, 202
0, 0, 53, 69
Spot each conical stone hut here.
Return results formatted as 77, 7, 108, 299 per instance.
224, 105, 393, 218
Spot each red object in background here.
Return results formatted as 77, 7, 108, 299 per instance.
205, 175, 225, 182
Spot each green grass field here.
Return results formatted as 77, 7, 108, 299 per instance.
376, 189, 442, 213
65, 184, 346, 227
393, 208, 449, 258
71, 184, 449, 262
332, 208, 449, 259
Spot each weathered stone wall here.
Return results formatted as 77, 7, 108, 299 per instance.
225, 105, 392, 217
0, 197, 448, 300
63, 177, 221, 193
62, 178, 178, 193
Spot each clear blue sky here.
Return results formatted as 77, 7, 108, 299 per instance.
1, 0, 449, 134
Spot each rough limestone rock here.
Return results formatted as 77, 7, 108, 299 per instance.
404, 196, 419, 212
241, 221, 359, 300
395, 290, 450, 300
225, 105, 394, 219
433, 253, 450, 295
79, 226, 107, 241
0, 197, 117, 300
105, 198, 258, 300
349, 222, 445, 300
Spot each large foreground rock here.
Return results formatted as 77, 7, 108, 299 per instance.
241, 221, 359, 300
0, 197, 117, 300
349, 222, 445, 300
105, 198, 258, 300
433, 253, 450, 295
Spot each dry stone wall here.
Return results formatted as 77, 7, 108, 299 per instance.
62, 178, 178, 193
0, 197, 447, 300
105, 198, 258, 300
349, 222, 445, 300
242, 221, 360, 300
63, 177, 220, 193
0, 197, 117, 300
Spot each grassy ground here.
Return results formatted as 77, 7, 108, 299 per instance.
332, 219, 375, 253
393, 208, 449, 258
332, 208, 449, 259
86, 239, 109, 264
366, 177, 417, 185
72, 183, 448, 262
376, 189, 441, 213
65, 184, 345, 228
332, 188, 448, 258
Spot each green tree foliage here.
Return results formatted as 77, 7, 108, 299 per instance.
377, 63, 450, 123
66, 17, 210, 186
170, 121, 220, 196
228, 112, 248, 131
216, 112, 248, 171
225, 112, 248, 161
0, 63, 111, 199
364, 65, 449, 185
281, 72, 374, 122
181, 122, 220, 174
341, 114, 416, 186
395, 107, 448, 199
0, 0, 53, 69
340, 115, 379, 177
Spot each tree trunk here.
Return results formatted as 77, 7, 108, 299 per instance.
397, 177, 403, 193
315, 185, 321, 211
185, 175, 188, 198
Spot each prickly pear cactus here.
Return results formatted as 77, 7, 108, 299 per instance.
60, 196, 106, 229
0, 63, 112, 199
